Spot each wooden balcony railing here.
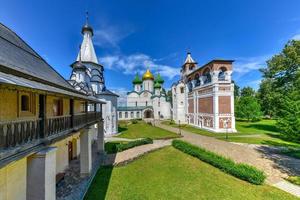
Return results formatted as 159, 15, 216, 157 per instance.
0, 112, 102, 149
46, 115, 72, 137
0, 118, 41, 148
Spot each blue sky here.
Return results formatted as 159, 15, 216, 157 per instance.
1, 0, 300, 99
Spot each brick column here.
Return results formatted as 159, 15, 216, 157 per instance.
213, 85, 219, 130
27, 147, 57, 200
80, 128, 92, 176
231, 83, 236, 131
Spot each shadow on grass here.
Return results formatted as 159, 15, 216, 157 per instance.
84, 165, 114, 200
118, 126, 128, 133
261, 140, 300, 148
245, 123, 279, 133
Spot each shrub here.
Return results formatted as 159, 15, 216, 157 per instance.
169, 120, 175, 125
172, 140, 266, 185
131, 119, 138, 124
105, 138, 153, 154
117, 138, 153, 152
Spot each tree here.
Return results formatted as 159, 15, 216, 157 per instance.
232, 81, 240, 98
236, 96, 262, 122
260, 40, 300, 92
259, 40, 300, 140
240, 86, 255, 97
276, 91, 300, 141
257, 79, 279, 117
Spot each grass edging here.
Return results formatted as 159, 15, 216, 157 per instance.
172, 140, 266, 185
106, 138, 153, 154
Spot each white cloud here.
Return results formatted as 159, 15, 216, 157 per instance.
93, 24, 134, 49
232, 55, 271, 89
233, 55, 270, 78
100, 53, 180, 79
292, 33, 300, 40
110, 87, 128, 106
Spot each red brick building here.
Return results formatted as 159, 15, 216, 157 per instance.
172, 53, 236, 132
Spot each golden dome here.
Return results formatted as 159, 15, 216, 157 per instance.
142, 69, 154, 80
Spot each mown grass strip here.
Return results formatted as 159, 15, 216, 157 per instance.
105, 138, 153, 154
172, 140, 266, 185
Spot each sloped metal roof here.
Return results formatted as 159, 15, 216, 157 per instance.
0, 71, 105, 103
117, 106, 153, 111
97, 89, 119, 97
0, 23, 76, 91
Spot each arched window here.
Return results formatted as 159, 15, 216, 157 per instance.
180, 87, 184, 93
137, 111, 140, 118
125, 112, 128, 118
119, 112, 122, 118
194, 74, 200, 87
203, 68, 211, 84
218, 67, 227, 81
130, 112, 134, 118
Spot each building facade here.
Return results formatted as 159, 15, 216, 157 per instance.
0, 23, 105, 200
172, 53, 236, 132
118, 69, 171, 120
68, 20, 118, 136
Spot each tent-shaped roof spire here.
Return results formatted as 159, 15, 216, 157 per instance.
76, 12, 98, 64
184, 52, 196, 64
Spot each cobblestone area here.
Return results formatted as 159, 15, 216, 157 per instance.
56, 143, 104, 200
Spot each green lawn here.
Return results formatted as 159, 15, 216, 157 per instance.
162, 120, 300, 148
117, 121, 180, 139
85, 147, 297, 200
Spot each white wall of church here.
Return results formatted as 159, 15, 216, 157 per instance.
118, 110, 142, 120
143, 80, 154, 92
127, 91, 153, 107
172, 82, 186, 123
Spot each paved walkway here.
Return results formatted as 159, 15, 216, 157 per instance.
57, 143, 104, 200
157, 123, 300, 197
104, 139, 172, 166
105, 137, 137, 142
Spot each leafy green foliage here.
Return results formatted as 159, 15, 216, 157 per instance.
241, 86, 256, 97
236, 96, 262, 122
276, 91, 300, 141
131, 119, 138, 124
257, 79, 279, 117
233, 81, 240, 98
172, 140, 266, 185
105, 138, 153, 154
259, 40, 300, 140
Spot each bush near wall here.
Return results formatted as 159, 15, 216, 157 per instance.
105, 138, 153, 154
172, 140, 266, 185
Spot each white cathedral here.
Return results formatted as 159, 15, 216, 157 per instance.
118, 69, 172, 120
68, 18, 118, 136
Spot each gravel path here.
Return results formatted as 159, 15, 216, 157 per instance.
157, 123, 300, 185
105, 137, 138, 142
103, 139, 172, 166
